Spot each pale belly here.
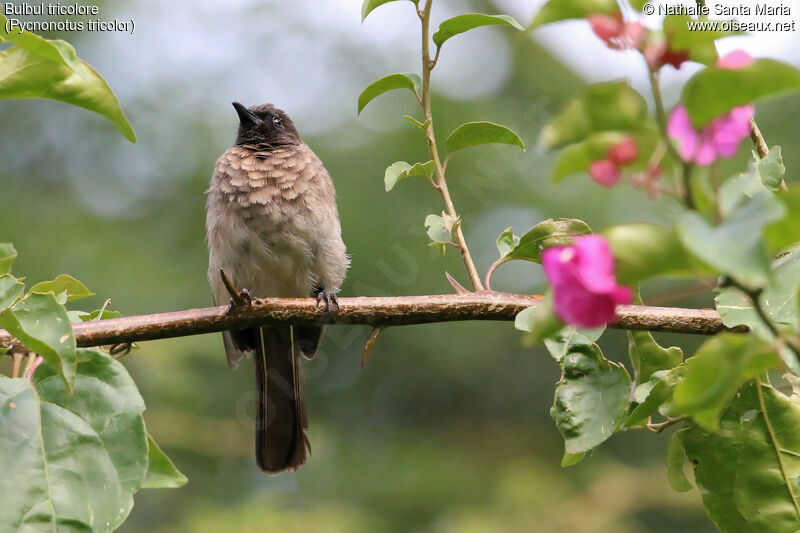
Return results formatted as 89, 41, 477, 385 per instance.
207, 208, 316, 303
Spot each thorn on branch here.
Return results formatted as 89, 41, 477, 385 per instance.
445, 271, 470, 294
220, 268, 248, 308
361, 326, 387, 368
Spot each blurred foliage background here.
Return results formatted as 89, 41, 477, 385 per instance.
1, 0, 799, 531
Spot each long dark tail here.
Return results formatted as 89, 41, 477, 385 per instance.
254, 325, 310, 473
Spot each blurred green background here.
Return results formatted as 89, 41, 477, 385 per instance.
2, 0, 799, 531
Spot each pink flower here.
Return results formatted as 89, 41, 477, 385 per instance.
542, 235, 633, 328
667, 104, 754, 165
717, 49, 753, 70
589, 159, 621, 187
587, 13, 645, 50
608, 137, 638, 166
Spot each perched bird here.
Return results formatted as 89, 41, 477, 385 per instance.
206, 102, 348, 472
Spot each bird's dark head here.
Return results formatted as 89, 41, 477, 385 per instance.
232, 102, 300, 147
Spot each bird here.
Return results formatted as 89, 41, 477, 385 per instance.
206, 102, 348, 473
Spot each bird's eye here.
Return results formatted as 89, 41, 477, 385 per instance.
272, 115, 283, 127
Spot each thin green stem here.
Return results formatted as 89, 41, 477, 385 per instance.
419, 0, 484, 291
727, 277, 800, 363
647, 67, 696, 208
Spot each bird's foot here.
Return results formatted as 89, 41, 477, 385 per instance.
226, 288, 254, 314
315, 289, 339, 313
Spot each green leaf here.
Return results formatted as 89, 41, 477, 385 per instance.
384, 160, 434, 191
628, 329, 683, 385
673, 335, 780, 430
0, 293, 76, 390
757, 145, 786, 191
544, 326, 604, 365
667, 428, 693, 492
0, 15, 136, 142
445, 121, 524, 155
498, 218, 592, 264
683, 381, 800, 532
357, 73, 421, 114
0, 274, 24, 312
424, 214, 451, 244
766, 186, 800, 254
515, 294, 564, 345
30, 274, 94, 302
361, 0, 416, 21
496, 227, 516, 257
142, 434, 188, 489
678, 193, 785, 290
33, 349, 148, 496
432, 14, 523, 48
0, 366, 139, 531
81, 308, 123, 321
716, 249, 800, 341
531, 0, 619, 27
604, 223, 691, 284
626, 367, 685, 426
561, 451, 586, 467
403, 115, 430, 131
0, 243, 17, 275
662, 14, 740, 66
550, 341, 631, 454
540, 81, 650, 151
683, 59, 800, 127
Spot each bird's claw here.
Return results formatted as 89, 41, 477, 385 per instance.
315, 290, 339, 313
226, 287, 254, 314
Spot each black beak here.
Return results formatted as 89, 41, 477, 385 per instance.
232, 102, 261, 126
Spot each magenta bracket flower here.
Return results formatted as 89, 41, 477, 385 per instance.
667, 50, 755, 166
542, 235, 633, 328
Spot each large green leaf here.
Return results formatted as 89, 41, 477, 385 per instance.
682, 380, 800, 532
678, 192, 785, 290
550, 340, 631, 456
530, 0, 619, 27
0, 15, 136, 142
30, 274, 94, 303
0, 293, 76, 389
0, 374, 128, 532
604, 223, 691, 284
672, 335, 780, 430
515, 294, 564, 346
361, 0, 416, 21
34, 349, 148, 496
496, 218, 592, 265
0, 243, 17, 275
445, 121, 524, 155
540, 81, 650, 151
432, 14, 523, 48
0, 350, 186, 531
0, 274, 24, 312
683, 59, 800, 127
357, 73, 421, 114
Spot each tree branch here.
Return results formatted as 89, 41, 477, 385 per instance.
0, 293, 745, 350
